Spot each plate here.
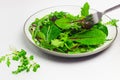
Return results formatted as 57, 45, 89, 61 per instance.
24, 5, 118, 58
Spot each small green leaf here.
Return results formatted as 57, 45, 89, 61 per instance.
0, 56, 5, 63
18, 49, 26, 57
105, 19, 119, 26
6, 57, 10, 67
12, 65, 27, 74
12, 55, 19, 61
33, 64, 40, 72
21, 58, 29, 65
51, 39, 64, 47
36, 31, 45, 40
26, 64, 32, 72
81, 2, 90, 17
29, 55, 34, 60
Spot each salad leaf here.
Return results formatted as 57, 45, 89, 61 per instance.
81, 2, 90, 17
105, 19, 119, 26
71, 29, 106, 45
6, 57, 10, 67
40, 40, 55, 50
93, 23, 108, 36
29, 55, 34, 60
0, 56, 5, 63
41, 23, 61, 42
33, 64, 40, 72
55, 18, 72, 29
51, 39, 64, 47
35, 31, 46, 40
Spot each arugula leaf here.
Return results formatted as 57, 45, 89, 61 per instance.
105, 19, 119, 26
71, 29, 106, 45
41, 23, 61, 42
81, 2, 90, 17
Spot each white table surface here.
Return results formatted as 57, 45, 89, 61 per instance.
0, 0, 120, 80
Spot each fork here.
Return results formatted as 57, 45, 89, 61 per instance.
92, 4, 120, 24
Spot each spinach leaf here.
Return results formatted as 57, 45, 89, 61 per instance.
41, 23, 61, 42
81, 2, 90, 17
71, 29, 106, 45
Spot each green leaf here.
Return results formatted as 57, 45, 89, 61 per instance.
21, 58, 29, 65
33, 64, 40, 72
12, 55, 19, 61
12, 65, 28, 74
36, 31, 45, 40
40, 40, 55, 50
55, 18, 72, 29
64, 39, 74, 50
6, 57, 10, 67
0, 56, 5, 63
31, 21, 42, 39
51, 39, 64, 47
105, 19, 119, 26
81, 2, 90, 17
68, 48, 87, 54
71, 29, 106, 45
41, 23, 61, 42
93, 23, 108, 36
18, 49, 26, 57
26, 64, 32, 72
29, 55, 34, 60
49, 11, 66, 19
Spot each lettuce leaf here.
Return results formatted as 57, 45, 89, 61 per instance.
71, 29, 106, 45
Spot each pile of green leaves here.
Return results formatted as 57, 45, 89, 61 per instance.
29, 2, 118, 54
0, 49, 40, 74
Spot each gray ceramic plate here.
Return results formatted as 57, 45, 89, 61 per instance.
24, 5, 118, 58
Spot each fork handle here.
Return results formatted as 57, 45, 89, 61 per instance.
103, 4, 120, 14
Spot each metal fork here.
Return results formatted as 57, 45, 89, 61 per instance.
92, 4, 120, 24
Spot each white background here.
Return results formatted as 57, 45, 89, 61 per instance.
0, 0, 120, 80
